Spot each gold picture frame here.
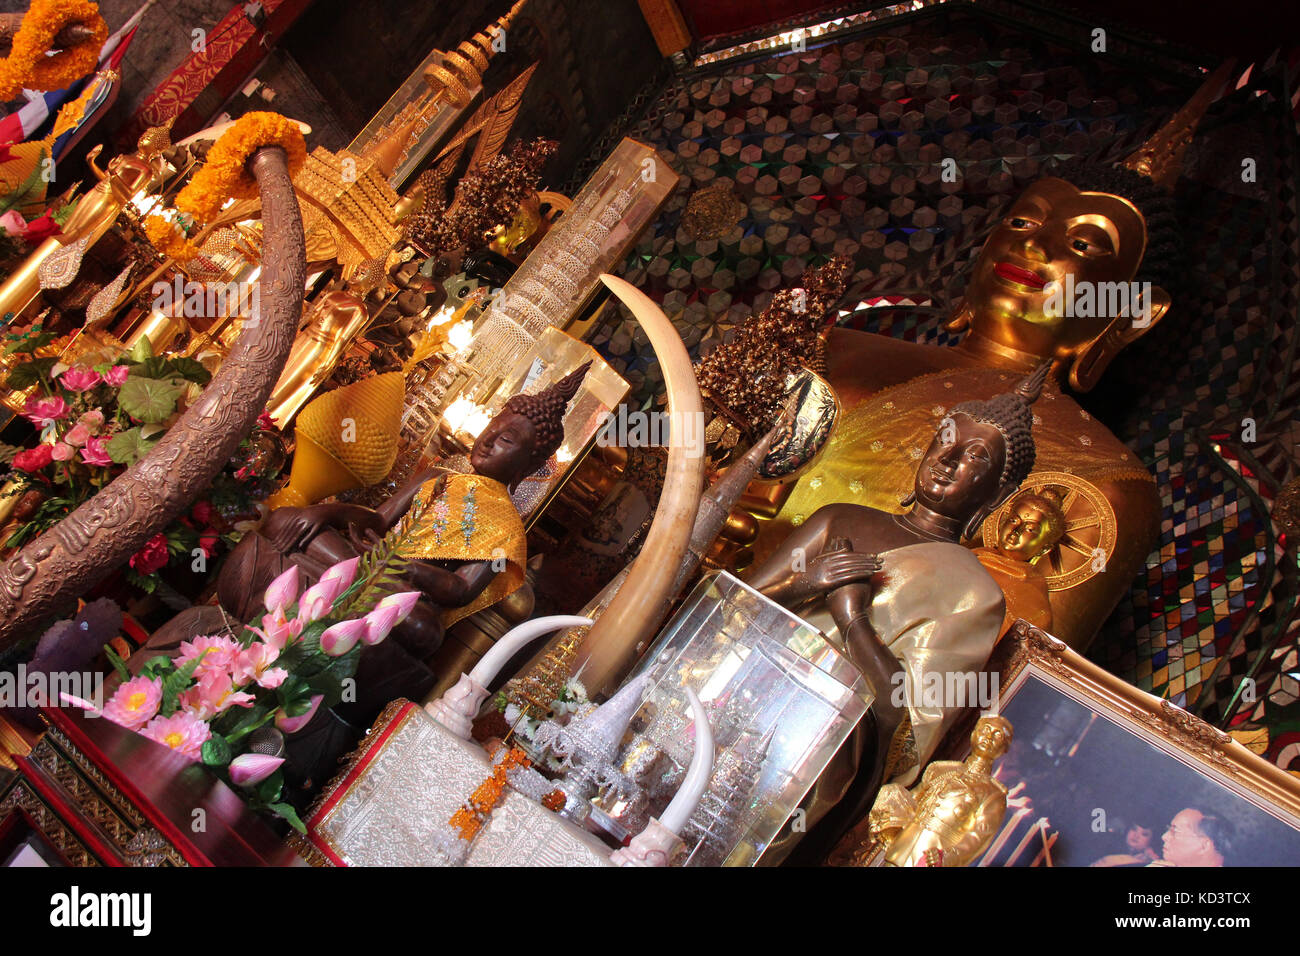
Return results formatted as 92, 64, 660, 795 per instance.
945, 620, 1300, 866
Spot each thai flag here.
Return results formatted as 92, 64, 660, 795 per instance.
0, 0, 154, 155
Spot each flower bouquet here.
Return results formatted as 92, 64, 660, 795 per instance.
68, 556, 422, 831
2, 327, 281, 593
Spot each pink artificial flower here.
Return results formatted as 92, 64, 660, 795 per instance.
263, 565, 299, 615
59, 366, 102, 392
319, 618, 368, 657
361, 603, 403, 646
275, 694, 323, 734
296, 580, 336, 624
231, 642, 287, 689
63, 423, 92, 447
80, 435, 113, 467
375, 591, 422, 627
0, 210, 27, 236
176, 634, 242, 679
178, 669, 256, 721
141, 712, 210, 760
21, 211, 60, 244
102, 676, 162, 730
251, 606, 303, 653
59, 692, 103, 717
103, 365, 130, 387
50, 442, 74, 461
22, 395, 68, 429
191, 499, 216, 527
228, 753, 284, 787
77, 409, 105, 432
318, 556, 361, 596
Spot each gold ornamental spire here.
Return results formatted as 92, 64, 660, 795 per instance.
424, 0, 529, 108
1119, 58, 1238, 191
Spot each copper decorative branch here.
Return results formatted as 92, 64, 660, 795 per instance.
0, 146, 306, 649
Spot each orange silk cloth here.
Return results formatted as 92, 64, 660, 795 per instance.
971, 548, 1054, 638
396, 474, 526, 627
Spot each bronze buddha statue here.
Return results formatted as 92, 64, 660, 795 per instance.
749, 367, 1046, 862
218, 364, 590, 710
748, 65, 1235, 651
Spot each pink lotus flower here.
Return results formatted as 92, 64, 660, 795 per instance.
263, 565, 299, 615
361, 603, 403, 646
296, 581, 337, 624
318, 556, 360, 596
251, 607, 303, 653
60, 366, 102, 392
320, 618, 368, 657
178, 670, 256, 721
102, 676, 162, 730
376, 591, 422, 626
50, 442, 74, 461
141, 712, 210, 760
228, 753, 284, 786
59, 692, 103, 716
176, 635, 242, 679
275, 694, 324, 733
103, 365, 130, 387
231, 642, 287, 689
22, 395, 68, 429
80, 435, 113, 467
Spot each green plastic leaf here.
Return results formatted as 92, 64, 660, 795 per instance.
163, 356, 211, 386
106, 427, 160, 466
117, 375, 183, 423
201, 734, 232, 767
158, 650, 206, 717
256, 771, 284, 804
268, 801, 306, 834
137, 656, 173, 679
104, 644, 130, 683
6, 356, 57, 390
127, 336, 153, 364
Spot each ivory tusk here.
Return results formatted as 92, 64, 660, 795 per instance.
578, 274, 706, 697
469, 615, 593, 687
659, 688, 714, 835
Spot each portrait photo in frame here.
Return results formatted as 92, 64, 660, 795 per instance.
953, 621, 1300, 867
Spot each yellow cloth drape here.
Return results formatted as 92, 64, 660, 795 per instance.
397, 473, 526, 627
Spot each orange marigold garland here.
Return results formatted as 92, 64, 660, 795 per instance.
448, 746, 530, 841
0, 0, 108, 101
144, 112, 306, 263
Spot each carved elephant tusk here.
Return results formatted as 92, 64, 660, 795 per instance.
0, 146, 307, 649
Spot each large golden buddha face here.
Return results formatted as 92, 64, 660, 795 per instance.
962, 178, 1150, 360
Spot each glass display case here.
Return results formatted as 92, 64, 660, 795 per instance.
622, 571, 871, 866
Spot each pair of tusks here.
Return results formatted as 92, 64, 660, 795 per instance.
428, 614, 715, 867
0, 146, 307, 648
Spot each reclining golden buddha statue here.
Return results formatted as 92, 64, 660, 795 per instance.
748, 63, 1235, 650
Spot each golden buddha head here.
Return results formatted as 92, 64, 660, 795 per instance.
996, 487, 1067, 563
958, 163, 1179, 391
970, 715, 1013, 760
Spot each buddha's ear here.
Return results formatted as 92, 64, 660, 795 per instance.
1068, 284, 1171, 392
944, 299, 974, 333
963, 482, 1018, 541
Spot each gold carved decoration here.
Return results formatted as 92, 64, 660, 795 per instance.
0, 782, 100, 866
981, 471, 1116, 591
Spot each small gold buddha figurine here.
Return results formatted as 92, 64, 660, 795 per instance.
857, 715, 1013, 867
972, 487, 1066, 637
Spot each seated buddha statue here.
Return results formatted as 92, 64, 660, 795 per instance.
218, 364, 590, 711
749, 367, 1045, 863
751, 68, 1234, 651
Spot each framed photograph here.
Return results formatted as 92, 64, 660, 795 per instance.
959, 621, 1300, 867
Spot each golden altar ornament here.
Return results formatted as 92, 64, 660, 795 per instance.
859, 715, 1013, 867
268, 371, 405, 509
